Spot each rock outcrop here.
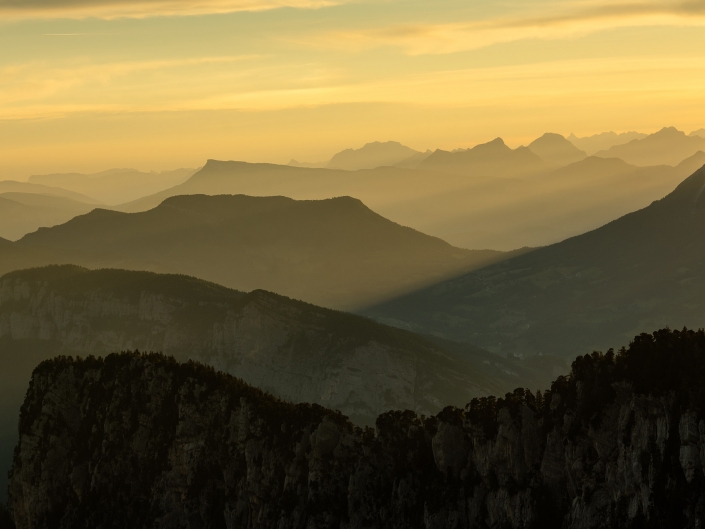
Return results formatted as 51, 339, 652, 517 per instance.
0, 266, 507, 425
8, 328, 705, 528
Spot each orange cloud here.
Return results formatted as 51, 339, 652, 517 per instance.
0, 0, 338, 19
307, 1, 705, 55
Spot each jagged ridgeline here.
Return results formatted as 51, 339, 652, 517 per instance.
0, 265, 564, 506
0, 265, 521, 424
8, 329, 705, 528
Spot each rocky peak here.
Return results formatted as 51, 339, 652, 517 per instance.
7, 328, 705, 528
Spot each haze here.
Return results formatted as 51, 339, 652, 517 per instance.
3, 0, 705, 176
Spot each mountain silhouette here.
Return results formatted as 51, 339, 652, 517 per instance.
365, 164, 705, 359
115, 157, 699, 251
0, 265, 564, 500
378, 155, 697, 250
17, 194, 515, 309
528, 133, 586, 166
595, 127, 705, 166
567, 131, 647, 155
393, 149, 433, 169
691, 128, 705, 138
115, 161, 461, 213
418, 137, 548, 177
29, 167, 196, 205
326, 141, 419, 170
288, 159, 327, 168
0, 193, 95, 241
0, 180, 99, 204
0, 234, 170, 281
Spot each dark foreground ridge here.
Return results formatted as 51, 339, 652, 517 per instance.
8, 328, 705, 528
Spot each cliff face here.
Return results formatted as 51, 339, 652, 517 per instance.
0, 267, 505, 425
8, 338, 705, 529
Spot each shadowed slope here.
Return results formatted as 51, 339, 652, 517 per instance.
0, 193, 95, 240
18, 194, 512, 309
379, 155, 695, 250
8, 329, 705, 528
0, 265, 547, 500
0, 265, 511, 423
114, 157, 694, 251
366, 165, 705, 358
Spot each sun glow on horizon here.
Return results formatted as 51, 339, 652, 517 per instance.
2, 0, 705, 176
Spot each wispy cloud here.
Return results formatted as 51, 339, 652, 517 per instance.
307, 1, 705, 54
4, 53, 705, 120
0, 0, 338, 19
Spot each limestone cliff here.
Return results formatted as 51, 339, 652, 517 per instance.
8, 328, 705, 528
0, 266, 507, 424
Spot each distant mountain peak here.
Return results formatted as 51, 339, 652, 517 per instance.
477, 137, 508, 150
594, 127, 705, 166
327, 141, 419, 171
653, 126, 685, 138
418, 136, 547, 177
528, 132, 586, 166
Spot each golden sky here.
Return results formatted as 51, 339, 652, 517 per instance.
2, 0, 705, 176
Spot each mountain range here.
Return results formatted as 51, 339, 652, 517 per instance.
111, 141, 702, 250
28, 167, 196, 205
288, 141, 427, 171
595, 127, 705, 166
378, 152, 705, 249
0, 264, 566, 501
9, 329, 705, 528
0, 193, 94, 241
566, 131, 647, 155
418, 137, 548, 177
366, 164, 705, 359
16, 194, 517, 309
327, 141, 421, 170
527, 133, 586, 166
0, 180, 98, 204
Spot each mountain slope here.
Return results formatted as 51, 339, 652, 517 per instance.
9, 330, 705, 528
115, 161, 474, 214
0, 237, 171, 281
29, 167, 196, 205
567, 131, 647, 155
0, 265, 512, 424
0, 265, 556, 501
528, 133, 586, 166
378, 156, 692, 250
595, 127, 705, 166
366, 165, 705, 358
394, 149, 433, 168
113, 154, 694, 252
18, 194, 512, 309
327, 141, 419, 170
0, 181, 99, 204
0, 193, 95, 240
419, 137, 548, 177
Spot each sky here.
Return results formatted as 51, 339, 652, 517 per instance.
2, 0, 705, 177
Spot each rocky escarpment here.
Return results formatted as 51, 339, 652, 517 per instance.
8, 328, 705, 528
0, 265, 510, 424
